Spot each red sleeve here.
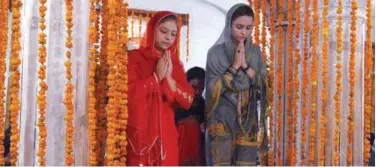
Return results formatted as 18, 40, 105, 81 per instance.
161, 60, 194, 110
128, 50, 159, 103
127, 50, 161, 163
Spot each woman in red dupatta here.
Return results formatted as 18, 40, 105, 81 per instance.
126, 11, 194, 166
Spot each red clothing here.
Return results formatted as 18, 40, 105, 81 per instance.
126, 11, 193, 166
176, 116, 205, 166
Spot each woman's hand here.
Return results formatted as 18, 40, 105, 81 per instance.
200, 123, 206, 133
246, 67, 256, 79
232, 41, 245, 69
166, 51, 173, 77
156, 54, 168, 81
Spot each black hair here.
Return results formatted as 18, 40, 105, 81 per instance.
369, 132, 375, 146
231, 5, 254, 22
186, 67, 205, 82
159, 15, 177, 24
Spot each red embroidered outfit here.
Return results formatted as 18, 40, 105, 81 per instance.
126, 11, 194, 166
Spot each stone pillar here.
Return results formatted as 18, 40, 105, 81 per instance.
45, 0, 68, 165
72, 0, 90, 165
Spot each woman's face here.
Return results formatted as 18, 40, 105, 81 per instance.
155, 19, 177, 51
189, 78, 205, 99
231, 15, 253, 44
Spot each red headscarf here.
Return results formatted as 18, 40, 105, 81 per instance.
139, 11, 181, 61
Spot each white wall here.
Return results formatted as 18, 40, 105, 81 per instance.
126, 0, 248, 70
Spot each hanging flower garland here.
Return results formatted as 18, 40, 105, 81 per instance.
88, 0, 98, 165
145, 12, 150, 25
257, 1, 268, 164
96, 0, 108, 164
292, 0, 301, 166
36, 0, 48, 165
0, 0, 9, 165
347, 0, 357, 165
131, 9, 134, 41
301, 0, 311, 165
253, 0, 260, 45
308, 0, 319, 165
64, 0, 74, 166
286, 0, 294, 165
333, 0, 343, 165
113, 3, 122, 165
267, 0, 276, 165
113, 1, 126, 165
363, 0, 373, 165
9, 0, 23, 165
117, 3, 129, 164
276, 0, 284, 165
63, 0, 75, 165
186, 14, 190, 63
138, 13, 142, 45
93, 0, 102, 164
319, 0, 329, 165
260, 0, 267, 63
105, 0, 121, 165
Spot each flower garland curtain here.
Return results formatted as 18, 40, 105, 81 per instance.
250, 0, 373, 166
0, 0, 372, 166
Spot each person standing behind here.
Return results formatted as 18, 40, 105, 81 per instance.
175, 67, 206, 166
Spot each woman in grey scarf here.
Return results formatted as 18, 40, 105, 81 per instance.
205, 3, 269, 166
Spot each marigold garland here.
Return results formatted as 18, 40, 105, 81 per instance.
0, 0, 9, 165
186, 14, 190, 63
253, 0, 260, 45
319, 0, 329, 165
138, 13, 142, 45
113, 2, 122, 165
333, 0, 343, 165
363, 0, 373, 165
63, 0, 75, 165
105, 0, 121, 165
267, 0, 276, 165
93, 0, 102, 164
347, 0, 357, 165
292, 0, 301, 166
114, 1, 126, 165
308, 0, 319, 165
96, 0, 108, 164
36, 0, 48, 165
88, 0, 98, 165
260, 0, 267, 63
9, 0, 23, 165
131, 9, 134, 41
117, 3, 129, 164
286, 0, 294, 165
276, 0, 284, 165
259, 0, 267, 165
145, 12, 150, 26
301, 0, 311, 165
